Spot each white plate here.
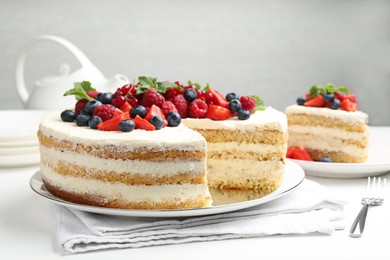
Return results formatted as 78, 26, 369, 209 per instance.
0, 153, 40, 168
0, 146, 39, 156
290, 126, 390, 178
0, 110, 49, 141
30, 160, 305, 218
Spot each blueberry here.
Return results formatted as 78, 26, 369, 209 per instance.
61, 110, 76, 122
319, 156, 333, 163
226, 92, 239, 102
330, 99, 341, 110
85, 100, 102, 115
229, 99, 242, 112
166, 111, 181, 127
130, 105, 147, 118
119, 120, 135, 132
88, 116, 102, 129
323, 93, 335, 103
75, 113, 91, 126
96, 92, 114, 104
184, 88, 197, 102
238, 109, 250, 120
296, 96, 307, 106
149, 115, 164, 130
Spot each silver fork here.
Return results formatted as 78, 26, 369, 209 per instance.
349, 177, 386, 238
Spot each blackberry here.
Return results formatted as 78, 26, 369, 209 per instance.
60, 110, 76, 122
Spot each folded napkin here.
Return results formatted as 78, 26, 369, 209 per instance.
55, 179, 346, 253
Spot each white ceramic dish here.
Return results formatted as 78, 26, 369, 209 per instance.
0, 110, 49, 141
30, 161, 305, 218
290, 126, 390, 178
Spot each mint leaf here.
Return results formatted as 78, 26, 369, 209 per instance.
335, 86, 349, 93
309, 85, 324, 98
203, 83, 210, 92
324, 82, 336, 93
138, 76, 158, 87
63, 81, 95, 101
188, 80, 202, 90
136, 84, 150, 95
250, 95, 267, 111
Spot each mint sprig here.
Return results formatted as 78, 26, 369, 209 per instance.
309, 82, 349, 98
63, 81, 95, 101
250, 95, 267, 111
136, 76, 182, 95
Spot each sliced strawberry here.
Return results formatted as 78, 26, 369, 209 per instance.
304, 92, 310, 100
340, 99, 358, 112
334, 92, 345, 102
286, 147, 297, 158
113, 108, 124, 118
343, 93, 357, 103
206, 104, 230, 120
97, 113, 130, 131
144, 104, 168, 127
207, 88, 229, 108
287, 146, 313, 161
304, 95, 325, 107
133, 115, 156, 130
119, 101, 132, 113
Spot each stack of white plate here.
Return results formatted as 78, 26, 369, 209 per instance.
0, 110, 49, 167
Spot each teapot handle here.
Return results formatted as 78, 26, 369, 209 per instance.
15, 35, 96, 104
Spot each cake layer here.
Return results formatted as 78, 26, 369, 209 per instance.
43, 175, 211, 210
307, 149, 367, 163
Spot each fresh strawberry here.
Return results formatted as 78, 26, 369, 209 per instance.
140, 88, 165, 108
343, 93, 357, 103
75, 99, 88, 115
112, 95, 126, 108
340, 99, 358, 112
173, 95, 188, 118
240, 96, 256, 113
119, 101, 132, 113
207, 88, 229, 108
161, 101, 177, 116
133, 115, 156, 131
188, 99, 208, 118
87, 90, 100, 99
207, 104, 230, 120
287, 147, 313, 161
304, 95, 325, 107
144, 105, 168, 127
304, 92, 310, 100
113, 108, 124, 118
92, 104, 116, 121
97, 112, 130, 131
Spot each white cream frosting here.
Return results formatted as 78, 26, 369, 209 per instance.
40, 146, 205, 175
182, 107, 287, 132
207, 142, 284, 154
39, 111, 207, 151
42, 165, 210, 202
285, 105, 369, 124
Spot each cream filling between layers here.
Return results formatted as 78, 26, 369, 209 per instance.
288, 125, 368, 141
42, 165, 210, 202
207, 159, 285, 176
288, 133, 368, 157
207, 142, 285, 153
40, 146, 205, 175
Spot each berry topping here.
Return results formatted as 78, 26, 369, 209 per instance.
133, 115, 155, 131
97, 112, 130, 131
130, 105, 147, 119
89, 116, 103, 129
237, 109, 250, 120
173, 95, 188, 118
75, 113, 91, 126
188, 99, 208, 118
207, 104, 230, 121
166, 111, 181, 127
141, 88, 165, 108
144, 105, 168, 126
323, 93, 335, 103
112, 95, 126, 108
85, 100, 102, 115
96, 92, 114, 104
149, 115, 164, 130
225, 92, 239, 102
164, 87, 182, 102
330, 99, 341, 110
286, 146, 313, 161
92, 104, 116, 121
239, 96, 256, 113
61, 110, 76, 122
75, 99, 88, 115
183, 88, 197, 102
340, 98, 358, 112
229, 99, 242, 113
304, 95, 325, 107
319, 156, 333, 163
208, 88, 229, 108
296, 96, 307, 106
87, 90, 100, 99
161, 101, 178, 116
119, 101, 132, 113
119, 119, 135, 132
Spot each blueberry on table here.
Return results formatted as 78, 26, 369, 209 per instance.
184, 88, 197, 102
238, 109, 250, 120
226, 92, 239, 102
89, 116, 103, 129
166, 111, 181, 127
319, 157, 333, 163
75, 113, 91, 126
229, 99, 242, 112
296, 96, 307, 106
130, 105, 147, 118
61, 110, 76, 122
119, 120, 135, 132
149, 115, 164, 130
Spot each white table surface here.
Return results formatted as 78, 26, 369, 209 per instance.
1, 129, 389, 260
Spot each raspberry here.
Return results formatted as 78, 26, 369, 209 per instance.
239, 96, 256, 113
188, 99, 208, 118
161, 101, 178, 116
164, 88, 182, 102
140, 88, 165, 108
173, 95, 188, 118
75, 99, 88, 115
92, 104, 116, 121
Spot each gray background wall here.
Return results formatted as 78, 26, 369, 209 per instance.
1, 0, 389, 125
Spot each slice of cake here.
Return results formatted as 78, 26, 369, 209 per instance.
38, 112, 211, 210
183, 107, 287, 193
285, 83, 369, 163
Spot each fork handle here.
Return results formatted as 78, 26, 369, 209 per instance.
349, 204, 369, 238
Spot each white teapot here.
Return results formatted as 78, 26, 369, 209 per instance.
15, 35, 129, 110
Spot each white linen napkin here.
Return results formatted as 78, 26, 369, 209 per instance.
55, 179, 346, 253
